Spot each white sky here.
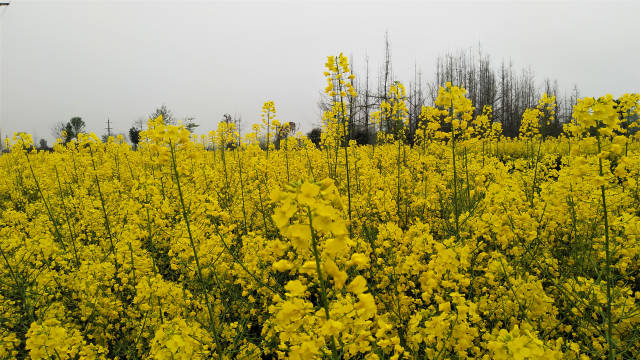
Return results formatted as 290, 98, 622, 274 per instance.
1, 0, 639, 143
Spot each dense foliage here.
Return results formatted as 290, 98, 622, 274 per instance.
1, 54, 640, 359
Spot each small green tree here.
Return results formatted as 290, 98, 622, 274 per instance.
183, 117, 199, 133
129, 127, 141, 149
53, 117, 86, 144
37, 139, 49, 151
150, 105, 175, 125
307, 128, 322, 147
149, 105, 198, 132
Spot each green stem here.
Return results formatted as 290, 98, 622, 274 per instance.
24, 153, 66, 251
237, 144, 248, 234
54, 166, 79, 267
169, 142, 223, 357
307, 207, 339, 359
451, 130, 460, 242
89, 146, 119, 271
597, 135, 615, 360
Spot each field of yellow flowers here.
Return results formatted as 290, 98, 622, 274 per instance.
1, 54, 640, 359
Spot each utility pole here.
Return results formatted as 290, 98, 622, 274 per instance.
105, 118, 112, 138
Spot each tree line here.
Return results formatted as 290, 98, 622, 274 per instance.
20, 104, 294, 152
16, 105, 199, 152
2, 37, 586, 153
310, 35, 582, 146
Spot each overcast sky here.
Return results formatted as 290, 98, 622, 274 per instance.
1, 0, 639, 143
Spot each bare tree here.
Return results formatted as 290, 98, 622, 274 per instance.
318, 38, 576, 141
429, 45, 496, 119
407, 62, 426, 144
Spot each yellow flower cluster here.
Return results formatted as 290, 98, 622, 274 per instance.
373, 82, 409, 141
321, 53, 357, 154
26, 319, 107, 359
538, 93, 557, 124
432, 82, 475, 140
266, 181, 378, 358
324, 53, 357, 99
